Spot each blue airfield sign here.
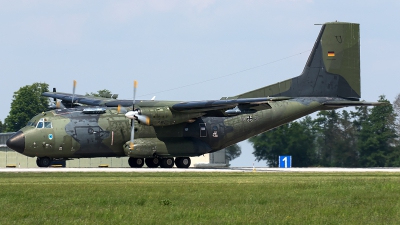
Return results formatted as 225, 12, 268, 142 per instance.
279, 156, 292, 168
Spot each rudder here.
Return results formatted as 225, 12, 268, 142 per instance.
235, 22, 361, 99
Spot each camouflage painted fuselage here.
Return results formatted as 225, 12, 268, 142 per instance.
19, 97, 331, 159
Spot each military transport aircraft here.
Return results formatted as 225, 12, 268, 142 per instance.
7, 22, 382, 168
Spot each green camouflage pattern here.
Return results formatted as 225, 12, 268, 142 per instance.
18, 98, 325, 158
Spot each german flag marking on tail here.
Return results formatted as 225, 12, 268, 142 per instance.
328, 51, 335, 57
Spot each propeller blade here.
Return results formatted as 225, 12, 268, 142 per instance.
73, 80, 77, 93
129, 80, 138, 150
117, 105, 127, 114
130, 121, 134, 150
137, 115, 150, 125
56, 101, 66, 109
133, 80, 137, 107
71, 80, 77, 108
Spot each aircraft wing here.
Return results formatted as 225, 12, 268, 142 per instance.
42, 92, 133, 107
171, 97, 291, 113
43, 92, 291, 114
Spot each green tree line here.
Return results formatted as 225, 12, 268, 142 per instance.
3, 83, 49, 132
249, 95, 400, 167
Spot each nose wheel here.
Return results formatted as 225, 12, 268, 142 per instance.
36, 157, 52, 167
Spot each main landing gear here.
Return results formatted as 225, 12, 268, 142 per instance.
175, 157, 191, 168
160, 158, 174, 168
145, 158, 160, 168
128, 157, 144, 168
36, 157, 52, 167
128, 157, 191, 168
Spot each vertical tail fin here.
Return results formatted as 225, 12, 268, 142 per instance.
235, 22, 361, 99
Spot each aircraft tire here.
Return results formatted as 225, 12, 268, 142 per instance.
160, 158, 174, 168
37, 157, 52, 167
36, 158, 42, 167
175, 157, 191, 168
145, 158, 160, 168
128, 157, 144, 168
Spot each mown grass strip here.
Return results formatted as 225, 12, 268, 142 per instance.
0, 172, 399, 224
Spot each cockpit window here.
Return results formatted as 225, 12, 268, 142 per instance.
37, 122, 43, 128
36, 118, 52, 129
26, 120, 36, 127
44, 122, 52, 128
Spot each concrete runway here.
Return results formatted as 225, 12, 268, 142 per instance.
1, 167, 400, 173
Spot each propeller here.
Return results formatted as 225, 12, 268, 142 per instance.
125, 111, 150, 125
55, 101, 66, 109
124, 80, 150, 150
49, 87, 66, 109
117, 105, 127, 114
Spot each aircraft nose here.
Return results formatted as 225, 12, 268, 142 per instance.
6, 131, 25, 154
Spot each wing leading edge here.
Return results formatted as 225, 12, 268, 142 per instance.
42, 92, 133, 107
171, 97, 291, 113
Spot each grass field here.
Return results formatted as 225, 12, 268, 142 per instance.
0, 172, 399, 224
